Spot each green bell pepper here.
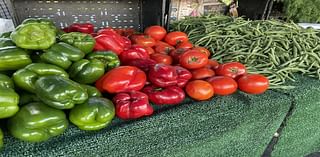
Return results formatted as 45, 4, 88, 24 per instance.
81, 85, 102, 97
19, 92, 40, 106
0, 32, 11, 38
0, 46, 32, 71
13, 63, 69, 93
0, 38, 15, 47
7, 102, 68, 142
35, 75, 88, 109
10, 22, 56, 50
60, 32, 95, 54
0, 74, 19, 119
86, 51, 120, 71
68, 59, 104, 84
69, 97, 115, 131
0, 128, 3, 148
41, 42, 85, 69
22, 18, 55, 26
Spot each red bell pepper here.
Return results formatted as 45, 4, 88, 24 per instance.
94, 34, 124, 55
126, 58, 156, 72
122, 37, 132, 50
97, 28, 126, 48
113, 91, 154, 120
95, 66, 146, 93
148, 64, 178, 87
142, 85, 185, 105
119, 45, 150, 65
66, 23, 95, 34
174, 66, 192, 88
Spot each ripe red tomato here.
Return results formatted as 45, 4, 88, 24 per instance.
131, 35, 156, 47
185, 80, 214, 101
176, 41, 193, 49
193, 47, 211, 57
164, 31, 189, 46
206, 76, 238, 96
191, 67, 215, 80
237, 74, 269, 94
169, 48, 188, 64
179, 50, 209, 69
154, 43, 175, 54
144, 25, 167, 41
215, 62, 247, 79
150, 53, 173, 65
205, 59, 220, 70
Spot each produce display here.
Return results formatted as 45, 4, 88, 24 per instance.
171, 15, 320, 89
283, 0, 320, 23
0, 17, 271, 149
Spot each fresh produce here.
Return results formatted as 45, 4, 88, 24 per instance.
169, 48, 188, 63
68, 59, 105, 84
34, 76, 88, 109
119, 46, 150, 64
18, 92, 40, 106
113, 91, 154, 120
126, 58, 156, 72
284, 0, 320, 23
148, 64, 178, 87
131, 35, 156, 47
171, 15, 320, 89
69, 97, 115, 131
206, 59, 220, 70
10, 19, 56, 50
144, 25, 167, 41
142, 85, 185, 105
41, 42, 85, 69
13, 63, 69, 93
207, 76, 238, 96
174, 66, 192, 88
215, 62, 247, 79
237, 74, 269, 94
64, 23, 94, 34
191, 67, 215, 80
86, 51, 120, 71
0, 38, 15, 47
185, 80, 214, 101
7, 102, 68, 142
94, 34, 124, 55
164, 31, 189, 46
95, 66, 146, 93
60, 32, 96, 54
179, 50, 209, 69
192, 47, 211, 57
0, 46, 32, 71
81, 85, 102, 97
176, 41, 193, 49
0, 31, 12, 38
154, 41, 175, 54
150, 53, 173, 65
0, 128, 3, 148
0, 74, 19, 119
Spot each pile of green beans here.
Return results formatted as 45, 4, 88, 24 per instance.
171, 15, 320, 89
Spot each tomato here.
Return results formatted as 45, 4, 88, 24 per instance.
144, 46, 155, 55
205, 59, 220, 70
150, 53, 173, 65
193, 47, 211, 57
185, 80, 214, 101
144, 25, 167, 41
237, 74, 269, 94
131, 35, 156, 47
179, 50, 209, 69
164, 31, 189, 46
176, 41, 193, 49
215, 62, 247, 79
169, 48, 188, 64
154, 43, 175, 54
206, 76, 238, 96
191, 67, 215, 80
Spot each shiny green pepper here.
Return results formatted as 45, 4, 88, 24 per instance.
0, 32, 11, 38
13, 63, 69, 93
7, 102, 68, 142
86, 51, 120, 71
0, 46, 32, 71
0, 128, 3, 148
69, 97, 115, 131
41, 42, 85, 69
60, 32, 96, 54
35, 75, 88, 109
0, 38, 15, 47
68, 59, 105, 84
10, 23, 56, 50
81, 85, 102, 97
0, 74, 19, 119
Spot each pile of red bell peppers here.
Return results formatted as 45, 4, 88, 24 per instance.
64, 24, 270, 120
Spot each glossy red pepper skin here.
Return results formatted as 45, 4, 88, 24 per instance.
126, 58, 156, 72
122, 37, 132, 50
119, 46, 150, 65
113, 91, 154, 120
94, 34, 124, 55
142, 85, 185, 105
174, 66, 192, 88
95, 66, 146, 93
67, 23, 94, 34
97, 29, 126, 48
148, 64, 178, 88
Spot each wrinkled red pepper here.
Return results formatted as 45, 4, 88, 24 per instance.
122, 37, 132, 50
142, 85, 185, 105
65, 23, 95, 34
174, 66, 192, 88
119, 45, 150, 65
94, 34, 124, 55
148, 64, 178, 87
113, 91, 154, 120
97, 28, 126, 48
126, 58, 156, 72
